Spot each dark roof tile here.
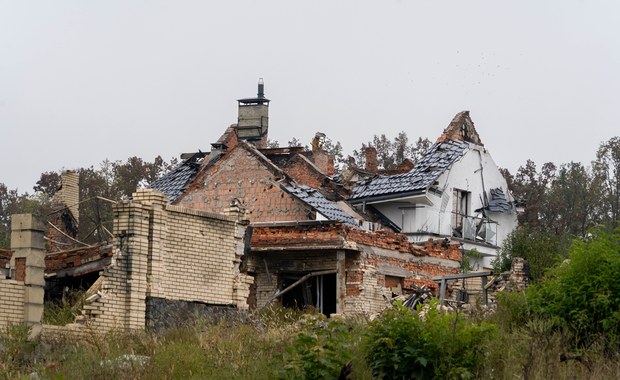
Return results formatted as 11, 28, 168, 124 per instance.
283, 184, 359, 227
150, 152, 207, 203
351, 140, 468, 200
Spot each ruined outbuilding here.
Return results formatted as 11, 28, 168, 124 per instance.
248, 222, 461, 315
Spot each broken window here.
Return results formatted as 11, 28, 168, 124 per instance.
452, 189, 470, 237
280, 273, 337, 316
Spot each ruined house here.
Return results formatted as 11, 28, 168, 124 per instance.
150, 80, 465, 315
350, 111, 519, 270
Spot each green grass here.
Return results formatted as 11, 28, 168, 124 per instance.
2, 303, 620, 379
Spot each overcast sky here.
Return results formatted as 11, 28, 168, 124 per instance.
1, 1, 619, 193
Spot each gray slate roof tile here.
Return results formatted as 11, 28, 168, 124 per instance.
485, 187, 512, 213
150, 153, 205, 203
283, 184, 359, 227
351, 140, 468, 200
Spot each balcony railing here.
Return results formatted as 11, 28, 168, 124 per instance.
452, 213, 497, 246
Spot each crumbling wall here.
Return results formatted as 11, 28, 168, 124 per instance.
178, 148, 311, 222
344, 241, 461, 314
250, 251, 338, 309
249, 223, 462, 316
486, 257, 530, 303
78, 189, 251, 331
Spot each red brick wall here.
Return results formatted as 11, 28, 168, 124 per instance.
0, 248, 12, 269
282, 155, 327, 190
178, 148, 312, 222
250, 223, 462, 314
252, 223, 462, 262
15, 258, 26, 281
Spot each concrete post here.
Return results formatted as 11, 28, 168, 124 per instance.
10, 214, 45, 338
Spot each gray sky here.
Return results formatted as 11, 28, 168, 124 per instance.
2, 1, 619, 193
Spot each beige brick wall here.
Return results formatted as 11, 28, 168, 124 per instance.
0, 280, 25, 329
78, 189, 251, 331
154, 206, 238, 304
2, 214, 46, 337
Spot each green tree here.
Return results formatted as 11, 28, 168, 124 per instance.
33, 171, 61, 198
507, 160, 557, 227
111, 156, 168, 199
352, 132, 430, 171
0, 183, 49, 248
494, 225, 571, 282
593, 137, 620, 228
528, 229, 620, 351
541, 162, 601, 237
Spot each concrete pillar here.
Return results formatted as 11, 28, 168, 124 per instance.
10, 214, 45, 338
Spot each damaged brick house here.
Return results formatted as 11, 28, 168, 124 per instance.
150, 80, 464, 315
350, 111, 519, 270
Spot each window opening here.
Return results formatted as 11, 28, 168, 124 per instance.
280, 273, 336, 315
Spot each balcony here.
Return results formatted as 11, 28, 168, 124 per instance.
452, 213, 497, 246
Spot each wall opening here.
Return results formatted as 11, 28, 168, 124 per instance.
280, 273, 336, 316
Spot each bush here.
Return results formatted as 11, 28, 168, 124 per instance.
493, 225, 571, 282
364, 302, 495, 379
0, 323, 38, 378
278, 314, 357, 380
528, 230, 620, 351
43, 290, 86, 325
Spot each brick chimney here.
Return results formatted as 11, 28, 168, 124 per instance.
364, 147, 378, 174
47, 170, 80, 252
310, 132, 335, 176
235, 78, 270, 148
55, 171, 80, 224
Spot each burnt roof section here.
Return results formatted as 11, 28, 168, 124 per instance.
283, 184, 359, 228
150, 151, 207, 203
351, 139, 468, 201
436, 111, 483, 146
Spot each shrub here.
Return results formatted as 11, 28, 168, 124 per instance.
493, 225, 571, 282
364, 302, 495, 379
43, 290, 86, 325
0, 323, 38, 378
278, 314, 356, 380
527, 229, 620, 351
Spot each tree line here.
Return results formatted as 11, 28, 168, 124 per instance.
0, 156, 177, 248
2, 133, 620, 256
496, 137, 620, 280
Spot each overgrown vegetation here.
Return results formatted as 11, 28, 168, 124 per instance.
43, 290, 86, 326
365, 301, 494, 379
527, 230, 620, 352
2, 286, 620, 379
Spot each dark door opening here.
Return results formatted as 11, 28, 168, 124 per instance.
280, 273, 337, 316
